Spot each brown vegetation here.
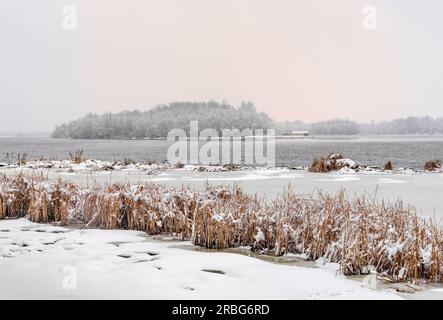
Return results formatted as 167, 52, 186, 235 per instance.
18, 153, 28, 166
69, 150, 86, 164
309, 153, 349, 172
384, 161, 393, 171
424, 160, 441, 172
309, 158, 328, 173
1, 173, 443, 283
175, 162, 185, 169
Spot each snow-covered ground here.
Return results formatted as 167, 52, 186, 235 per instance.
0, 219, 403, 300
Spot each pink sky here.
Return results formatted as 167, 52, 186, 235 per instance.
1, 0, 443, 131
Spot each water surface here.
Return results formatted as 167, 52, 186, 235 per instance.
1, 135, 443, 169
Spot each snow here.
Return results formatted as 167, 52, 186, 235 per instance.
254, 227, 265, 243
315, 175, 361, 182
377, 178, 407, 184
3, 159, 173, 175
184, 172, 304, 182
3, 157, 442, 175
0, 218, 403, 300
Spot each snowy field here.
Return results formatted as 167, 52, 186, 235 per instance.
0, 219, 403, 300
2, 168, 443, 299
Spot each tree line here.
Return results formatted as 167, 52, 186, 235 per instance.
277, 117, 443, 136
52, 101, 274, 139
51, 101, 443, 139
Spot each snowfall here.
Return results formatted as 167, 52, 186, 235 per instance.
2, 164, 443, 299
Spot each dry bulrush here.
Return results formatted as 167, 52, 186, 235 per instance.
424, 160, 441, 172
309, 158, 329, 173
25, 176, 80, 225
1, 173, 443, 283
191, 185, 263, 249
0, 174, 30, 218
384, 161, 393, 171
81, 183, 195, 236
309, 153, 349, 172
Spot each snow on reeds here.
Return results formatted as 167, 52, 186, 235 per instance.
424, 160, 442, 172
0, 174, 30, 219
1, 173, 443, 283
309, 153, 367, 173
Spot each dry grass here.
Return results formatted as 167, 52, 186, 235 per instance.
122, 158, 136, 166
175, 162, 185, 169
18, 153, 28, 166
309, 158, 328, 173
192, 186, 262, 249
194, 188, 443, 282
28, 177, 79, 224
1, 173, 443, 283
69, 150, 86, 164
222, 164, 240, 171
309, 153, 346, 172
0, 174, 30, 218
384, 161, 393, 171
424, 160, 441, 172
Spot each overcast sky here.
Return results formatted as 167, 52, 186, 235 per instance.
1, 0, 443, 132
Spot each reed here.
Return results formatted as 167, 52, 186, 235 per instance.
384, 161, 393, 171
69, 150, 86, 164
424, 160, 441, 171
0, 174, 30, 218
1, 173, 443, 283
309, 153, 347, 172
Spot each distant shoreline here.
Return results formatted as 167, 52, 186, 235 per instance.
2, 133, 443, 140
